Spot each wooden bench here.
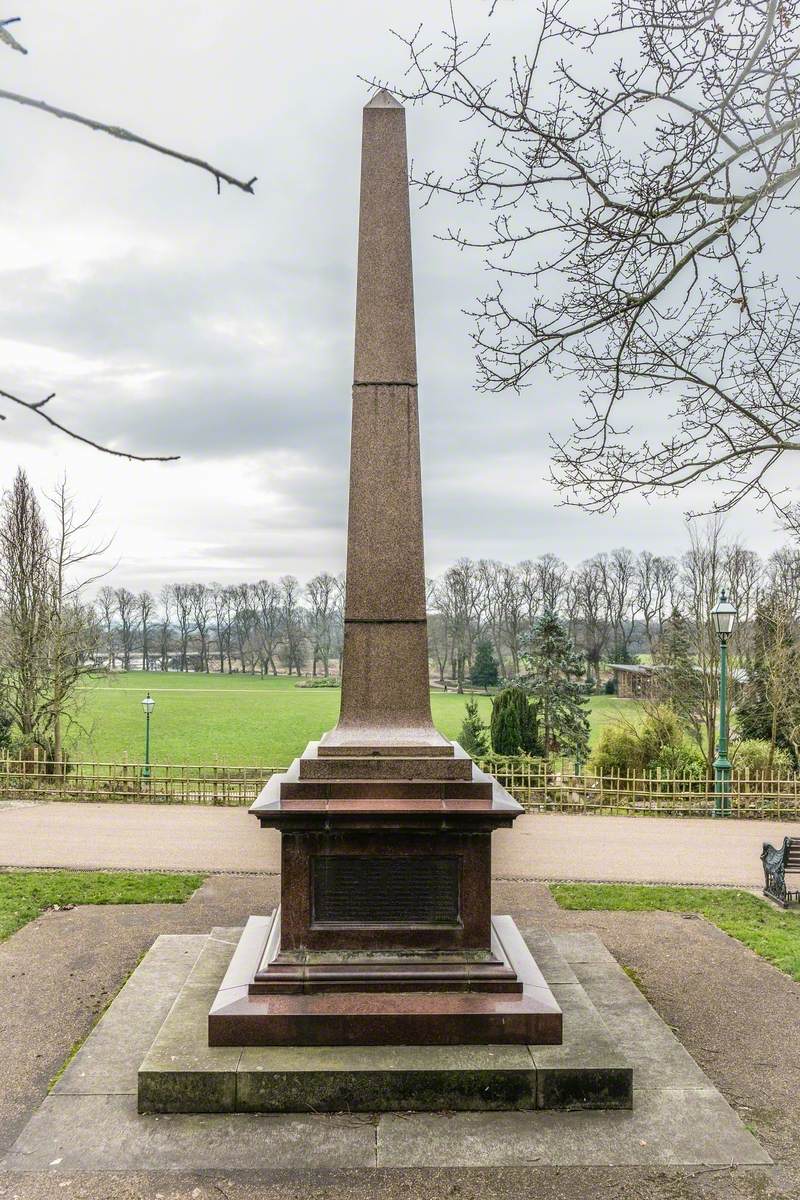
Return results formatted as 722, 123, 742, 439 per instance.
761, 837, 800, 907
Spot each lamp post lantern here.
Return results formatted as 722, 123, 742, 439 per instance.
142, 692, 155, 780
711, 591, 737, 817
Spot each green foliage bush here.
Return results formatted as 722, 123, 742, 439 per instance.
733, 738, 794, 774
294, 677, 341, 688
592, 707, 699, 775
652, 741, 705, 777
0, 711, 13, 751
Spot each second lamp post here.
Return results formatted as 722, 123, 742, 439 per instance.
711, 591, 737, 818
142, 692, 155, 780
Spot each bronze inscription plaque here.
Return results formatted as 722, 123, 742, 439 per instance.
313, 855, 460, 925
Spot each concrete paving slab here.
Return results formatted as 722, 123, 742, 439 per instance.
515, 929, 580, 984
140, 930, 631, 1113
209, 926, 245, 943
180, 933, 242, 990
573, 963, 714, 1090
550, 933, 618, 964
375, 1088, 772, 1167
53, 934, 207, 1098
237, 1043, 537, 1114
586, 997, 714, 1090
571, 961, 657, 1007
1, 1094, 377, 1171
138, 981, 242, 1113
532, 984, 632, 1109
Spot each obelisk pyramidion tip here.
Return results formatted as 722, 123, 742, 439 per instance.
365, 87, 402, 109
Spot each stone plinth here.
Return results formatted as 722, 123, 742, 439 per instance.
207, 742, 563, 1047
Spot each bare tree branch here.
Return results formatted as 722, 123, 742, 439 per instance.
0, 15, 26, 54
1, 15, 255, 460
0, 390, 179, 462
382, 0, 800, 532
0, 88, 257, 195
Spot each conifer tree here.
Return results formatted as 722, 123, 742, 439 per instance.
490, 694, 522, 756
470, 639, 499, 690
519, 611, 589, 760
459, 696, 489, 758
490, 685, 539, 755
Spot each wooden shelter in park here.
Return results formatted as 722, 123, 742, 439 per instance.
609, 662, 748, 701
608, 663, 660, 699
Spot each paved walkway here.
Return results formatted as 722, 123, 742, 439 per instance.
1, 802, 798, 885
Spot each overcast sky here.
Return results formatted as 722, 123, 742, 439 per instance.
0, 1, 788, 592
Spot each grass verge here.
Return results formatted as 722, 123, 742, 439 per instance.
0, 869, 203, 942
550, 883, 800, 982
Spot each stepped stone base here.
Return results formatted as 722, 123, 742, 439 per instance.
138, 926, 632, 1114
207, 912, 563, 1047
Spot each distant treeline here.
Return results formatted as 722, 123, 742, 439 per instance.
94, 526, 800, 683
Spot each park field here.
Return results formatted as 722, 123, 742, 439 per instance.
69, 673, 640, 766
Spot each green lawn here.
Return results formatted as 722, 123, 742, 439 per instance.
0, 870, 202, 941
70, 673, 641, 766
551, 883, 800, 982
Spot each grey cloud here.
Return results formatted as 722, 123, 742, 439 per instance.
0, 0, 787, 585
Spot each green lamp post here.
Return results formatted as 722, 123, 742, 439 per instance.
142, 692, 155, 780
711, 591, 737, 817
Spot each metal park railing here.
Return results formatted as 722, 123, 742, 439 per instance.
1, 750, 799, 819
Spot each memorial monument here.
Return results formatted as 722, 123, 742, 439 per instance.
208, 90, 562, 1049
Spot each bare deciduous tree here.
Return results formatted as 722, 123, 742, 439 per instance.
171, 584, 195, 671
0, 470, 102, 765
636, 553, 678, 653
190, 584, 213, 672
137, 591, 155, 670
306, 572, 339, 677
280, 576, 306, 676
157, 585, 173, 672
251, 581, 282, 676
47, 478, 107, 767
0, 469, 53, 754
573, 558, 611, 684
96, 584, 117, 668
114, 587, 137, 671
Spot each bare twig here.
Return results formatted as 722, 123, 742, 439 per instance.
0, 390, 179, 462
382, 0, 800, 530
0, 88, 257, 195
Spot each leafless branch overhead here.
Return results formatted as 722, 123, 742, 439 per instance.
0, 390, 179, 462
1, 15, 255, 460
0, 89, 257, 196
380, 1, 800, 532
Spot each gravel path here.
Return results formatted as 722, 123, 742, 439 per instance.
1, 802, 798, 884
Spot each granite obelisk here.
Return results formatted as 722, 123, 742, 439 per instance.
208, 91, 562, 1050
321, 88, 448, 754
